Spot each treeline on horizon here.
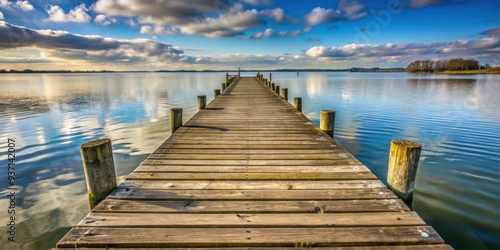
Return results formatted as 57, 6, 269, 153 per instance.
406, 58, 491, 73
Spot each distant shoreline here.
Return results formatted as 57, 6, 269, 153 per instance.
1, 67, 498, 74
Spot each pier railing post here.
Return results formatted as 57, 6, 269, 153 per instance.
282, 88, 288, 100
294, 97, 302, 112
272, 83, 275, 91
198, 95, 206, 110
269, 73, 272, 81
387, 140, 422, 202
80, 138, 117, 211
170, 108, 183, 134
275, 85, 280, 95
222, 82, 226, 91
214, 89, 221, 98
320, 110, 336, 138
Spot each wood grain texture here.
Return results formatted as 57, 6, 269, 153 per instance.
57, 76, 450, 248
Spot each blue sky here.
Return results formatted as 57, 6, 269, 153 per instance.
0, 0, 498, 70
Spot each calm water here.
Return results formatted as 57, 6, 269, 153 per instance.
0, 72, 498, 249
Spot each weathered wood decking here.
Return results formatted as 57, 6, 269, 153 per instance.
57, 77, 451, 249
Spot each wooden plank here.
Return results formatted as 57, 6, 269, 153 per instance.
126, 172, 376, 180
118, 180, 385, 190
108, 188, 396, 200
93, 199, 410, 213
140, 159, 363, 166
135, 164, 371, 173
77, 212, 425, 227
56, 246, 453, 250
57, 226, 444, 247
147, 153, 356, 160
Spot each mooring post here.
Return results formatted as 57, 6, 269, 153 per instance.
275, 85, 280, 95
80, 138, 117, 211
214, 89, 221, 98
294, 97, 302, 112
282, 88, 288, 100
320, 110, 336, 138
387, 140, 422, 202
222, 82, 226, 91
269, 73, 272, 81
198, 95, 206, 110
226, 72, 229, 83
170, 108, 182, 134
238, 67, 240, 77
272, 83, 275, 91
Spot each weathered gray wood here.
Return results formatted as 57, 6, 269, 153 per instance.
197, 95, 206, 110
80, 138, 117, 210
93, 199, 410, 213
214, 89, 221, 98
320, 110, 336, 138
58, 226, 444, 248
170, 108, 183, 134
387, 140, 422, 201
222, 82, 226, 91
108, 188, 395, 200
58, 76, 449, 249
282, 88, 288, 100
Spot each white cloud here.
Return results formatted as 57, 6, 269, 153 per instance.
242, 0, 272, 5
93, 0, 292, 38
249, 28, 301, 39
0, 11, 4, 20
407, 0, 475, 8
304, 0, 368, 26
0, 0, 34, 11
94, 14, 117, 25
305, 39, 500, 60
47, 4, 91, 23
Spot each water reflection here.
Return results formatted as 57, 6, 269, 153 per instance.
0, 72, 225, 249
0, 72, 498, 249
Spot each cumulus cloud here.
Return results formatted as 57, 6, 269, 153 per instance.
0, 0, 34, 11
47, 4, 91, 23
305, 39, 500, 60
0, 21, 186, 66
140, 25, 177, 35
93, 0, 291, 37
0, 11, 3, 20
305, 0, 367, 26
249, 28, 301, 39
242, 0, 272, 5
94, 14, 117, 25
480, 27, 500, 37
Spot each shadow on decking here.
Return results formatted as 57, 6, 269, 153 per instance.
183, 125, 229, 131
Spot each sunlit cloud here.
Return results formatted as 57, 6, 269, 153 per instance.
0, 0, 34, 11
304, 0, 367, 26
47, 4, 91, 23
94, 14, 117, 26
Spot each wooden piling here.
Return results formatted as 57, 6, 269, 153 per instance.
226, 72, 229, 82
269, 73, 272, 81
197, 95, 206, 110
387, 140, 422, 201
275, 85, 280, 95
272, 83, 275, 91
320, 110, 336, 138
294, 97, 302, 112
282, 88, 288, 100
170, 108, 182, 134
214, 89, 221, 98
222, 82, 226, 91
80, 138, 117, 211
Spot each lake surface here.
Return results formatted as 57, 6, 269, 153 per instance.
0, 72, 498, 249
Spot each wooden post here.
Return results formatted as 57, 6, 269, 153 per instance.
170, 108, 182, 134
226, 72, 229, 82
269, 73, 272, 81
387, 140, 422, 201
238, 67, 240, 77
222, 82, 226, 91
275, 85, 280, 95
272, 83, 275, 91
294, 97, 302, 112
214, 89, 221, 98
197, 95, 206, 110
320, 110, 336, 138
282, 88, 288, 100
80, 138, 117, 211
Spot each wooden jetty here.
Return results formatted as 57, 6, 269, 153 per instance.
57, 76, 451, 249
